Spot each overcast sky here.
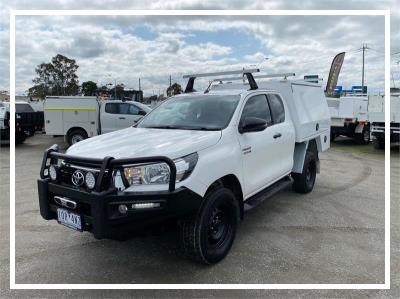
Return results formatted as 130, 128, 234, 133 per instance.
0, 0, 399, 96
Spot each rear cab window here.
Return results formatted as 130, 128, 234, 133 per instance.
105, 103, 141, 115
267, 94, 285, 124
240, 94, 272, 126
105, 103, 119, 114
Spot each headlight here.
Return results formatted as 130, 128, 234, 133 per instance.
124, 162, 170, 185
174, 152, 198, 182
85, 171, 96, 189
122, 153, 198, 187
49, 165, 57, 181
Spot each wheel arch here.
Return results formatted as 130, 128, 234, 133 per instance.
205, 174, 244, 220
66, 126, 88, 137
292, 139, 320, 174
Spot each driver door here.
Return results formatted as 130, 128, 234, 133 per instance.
237, 94, 282, 197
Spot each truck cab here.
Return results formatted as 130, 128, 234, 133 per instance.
44, 96, 151, 145
100, 100, 149, 134
38, 69, 330, 264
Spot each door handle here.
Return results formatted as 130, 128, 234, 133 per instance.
119, 117, 126, 120
273, 133, 282, 139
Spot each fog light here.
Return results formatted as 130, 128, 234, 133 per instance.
49, 165, 57, 181
118, 204, 128, 214
85, 171, 96, 189
132, 202, 161, 209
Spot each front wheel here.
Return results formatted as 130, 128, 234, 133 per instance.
292, 151, 317, 193
180, 187, 238, 264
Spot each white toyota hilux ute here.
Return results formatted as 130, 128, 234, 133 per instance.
38, 69, 330, 264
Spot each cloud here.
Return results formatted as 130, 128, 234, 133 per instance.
0, 0, 397, 95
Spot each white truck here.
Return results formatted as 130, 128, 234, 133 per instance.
38, 69, 330, 264
370, 92, 400, 149
327, 95, 370, 144
44, 96, 151, 145
0, 102, 9, 142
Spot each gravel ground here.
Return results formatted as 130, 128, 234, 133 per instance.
0, 134, 399, 298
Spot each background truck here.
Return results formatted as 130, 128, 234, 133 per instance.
0, 101, 44, 144
0, 102, 9, 142
370, 92, 400, 149
327, 95, 370, 144
44, 96, 151, 145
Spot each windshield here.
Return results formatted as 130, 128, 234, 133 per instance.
138, 94, 240, 130
16, 103, 34, 113
133, 101, 152, 113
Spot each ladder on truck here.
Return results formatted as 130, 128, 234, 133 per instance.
182, 69, 296, 93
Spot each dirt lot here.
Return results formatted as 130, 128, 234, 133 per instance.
0, 134, 399, 298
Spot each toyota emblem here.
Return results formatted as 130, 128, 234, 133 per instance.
71, 170, 84, 186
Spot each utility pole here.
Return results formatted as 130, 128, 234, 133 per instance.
360, 43, 370, 94
169, 75, 172, 96
394, 60, 400, 88
138, 78, 141, 91
114, 79, 117, 100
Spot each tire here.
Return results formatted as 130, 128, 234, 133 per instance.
15, 131, 26, 145
330, 132, 336, 142
354, 125, 370, 145
28, 128, 35, 137
292, 151, 317, 193
180, 187, 238, 264
373, 137, 385, 149
67, 129, 88, 146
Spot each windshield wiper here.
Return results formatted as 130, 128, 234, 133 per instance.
145, 125, 181, 129
144, 125, 221, 131
188, 127, 221, 131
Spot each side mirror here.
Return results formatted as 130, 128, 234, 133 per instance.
138, 110, 146, 116
239, 117, 267, 134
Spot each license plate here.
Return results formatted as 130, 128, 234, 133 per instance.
57, 208, 82, 231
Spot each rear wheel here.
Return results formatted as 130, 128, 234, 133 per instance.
15, 131, 26, 145
28, 128, 35, 137
373, 137, 385, 149
355, 125, 370, 145
67, 129, 88, 146
292, 151, 317, 193
330, 132, 336, 142
180, 187, 238, 264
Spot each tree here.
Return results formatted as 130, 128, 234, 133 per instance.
28, 84, 48, 99
81, 81, 98, 96
110, 84, 125, 100
167, 83, 182, 97
29, 54, 79, 98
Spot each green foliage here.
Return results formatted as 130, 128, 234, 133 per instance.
167, 83, 182, 97
81, 81, 98, 96
29, 54, 79, 98
109, 84, 125, 100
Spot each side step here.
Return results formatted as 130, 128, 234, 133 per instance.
244, 176, 293, 212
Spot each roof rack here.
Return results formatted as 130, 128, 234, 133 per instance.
183, 68, 260, 93
212, 73, 296, 83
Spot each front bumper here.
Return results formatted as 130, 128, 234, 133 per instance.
371, 122, 400, 142
38, 179, 202, 240
37, 144, 203, 240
